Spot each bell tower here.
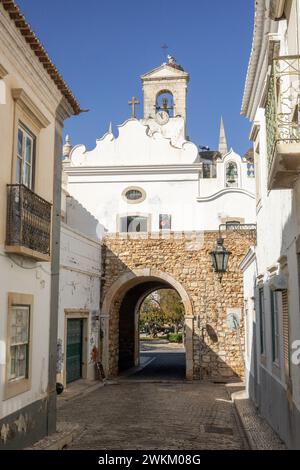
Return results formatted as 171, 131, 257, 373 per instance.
141, 56, 189, 143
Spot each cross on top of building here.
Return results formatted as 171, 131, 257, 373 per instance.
128, 96, 140, 118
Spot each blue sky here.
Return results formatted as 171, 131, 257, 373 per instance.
17, 0, 254, 155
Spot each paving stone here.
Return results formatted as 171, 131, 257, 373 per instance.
58, 381, 249, 450
230, 390, 286, 450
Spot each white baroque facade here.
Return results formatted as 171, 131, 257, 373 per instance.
241, 0, 300, 449
63, 60, 256, 236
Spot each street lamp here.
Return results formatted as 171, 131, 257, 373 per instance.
210, 237, 231, 281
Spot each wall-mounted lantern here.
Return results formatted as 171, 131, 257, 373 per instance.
210, 237, 231, 281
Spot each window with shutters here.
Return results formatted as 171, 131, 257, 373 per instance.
270, 290, 280, 363
282, 289, 290, 377
258, 287, 265, 355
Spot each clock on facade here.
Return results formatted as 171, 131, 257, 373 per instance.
155, 110, 169, 125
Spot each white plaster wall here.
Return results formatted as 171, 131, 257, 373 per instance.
0, 252, 51, 419
65, 176, 256, 234
58, 224, 101, 385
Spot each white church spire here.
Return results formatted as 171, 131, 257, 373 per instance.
218, 116, 228, 155
63, 134, 72, 160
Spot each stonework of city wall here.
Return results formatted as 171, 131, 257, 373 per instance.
101, 230, 255, 380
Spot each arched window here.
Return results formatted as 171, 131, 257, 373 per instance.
226, 161, 238, 187
156, 90, 174, 117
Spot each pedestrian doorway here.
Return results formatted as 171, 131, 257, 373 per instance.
66, 318, 83, 383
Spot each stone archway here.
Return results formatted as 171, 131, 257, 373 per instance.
100, 268, 194, 380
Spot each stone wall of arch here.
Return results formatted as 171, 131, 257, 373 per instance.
100, 230, 255, 380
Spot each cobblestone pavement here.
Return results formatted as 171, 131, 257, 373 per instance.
58, 380, 248, 450
230, 390, 286, 450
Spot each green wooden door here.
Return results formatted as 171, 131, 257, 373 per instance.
66, 319, 83, 383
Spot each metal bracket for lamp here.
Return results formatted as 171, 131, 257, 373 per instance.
210, 223, 256, 281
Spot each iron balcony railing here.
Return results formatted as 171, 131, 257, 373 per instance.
266, 55, 300, 171
6, 184, 52, 259
219, 223, 257, 241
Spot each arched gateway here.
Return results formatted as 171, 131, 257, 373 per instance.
99, 231, 255, 381
100, 269, 194, 379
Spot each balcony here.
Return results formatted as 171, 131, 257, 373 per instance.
266, 56, 300, 189
6, 184, 52, 261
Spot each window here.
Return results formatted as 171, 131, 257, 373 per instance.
258, 288, 265, 355
17, 124, 35, 189
225, 161, 238, 187
5, 293, 33, 399
125, 189, 143, 201
9, 306, 30, 381
282, 289, 290, 378
270, 290, 280, 363
122, 187, 146, 204
120, 215, 148, 233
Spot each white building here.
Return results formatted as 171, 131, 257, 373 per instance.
0, 0, 80, 449
57, 169, 104, 388
241, 0, 300, 449
63, 58, 256, 235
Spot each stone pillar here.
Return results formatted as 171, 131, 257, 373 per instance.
185, 315, 194, 380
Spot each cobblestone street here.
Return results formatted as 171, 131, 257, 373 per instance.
58, 347, 248, 450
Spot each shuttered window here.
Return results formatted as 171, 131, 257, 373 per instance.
282, 289, 290, 377
258, 288, 265, 355
270, 290, 280, 362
